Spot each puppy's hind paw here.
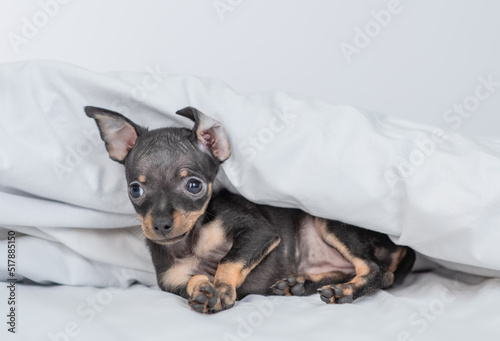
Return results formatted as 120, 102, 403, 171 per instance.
271, 275, 306, 296
317, 283, 354, 304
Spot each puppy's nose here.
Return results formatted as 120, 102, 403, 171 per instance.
153, 217, 173, 235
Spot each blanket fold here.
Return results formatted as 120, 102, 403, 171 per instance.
1, 60, 499, 284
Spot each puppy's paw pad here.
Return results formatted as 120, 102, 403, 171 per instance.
317, 284, 353, 304
215, 283, 236, 311
271, 275, 305, 296
188, 282, 218, 313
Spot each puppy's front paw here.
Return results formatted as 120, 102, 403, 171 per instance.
187, 275, 218, 313
214, 283, 237, 311
271, 275, 306, 296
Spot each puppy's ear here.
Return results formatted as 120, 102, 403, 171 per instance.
176, 106, 231, 162
84, 106, 146, 163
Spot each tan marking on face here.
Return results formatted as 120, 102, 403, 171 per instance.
172, 205, 207, 238
186, 274, 211, 297
388, 247, 407, 273
180, 169, 189, 178
139, 183, 214, 244
161, 256, 199, 291
193, 219, 227, 258
138, 212, 157, 241
138, 175, 146, 183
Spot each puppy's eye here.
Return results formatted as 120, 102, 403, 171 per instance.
186, 179, 203, 194
129, 183, 144, 198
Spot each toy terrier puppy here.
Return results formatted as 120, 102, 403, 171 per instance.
85, 106, 415, 313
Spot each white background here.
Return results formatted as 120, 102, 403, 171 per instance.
1, 0, 499, 138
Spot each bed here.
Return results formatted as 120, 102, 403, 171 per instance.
1, 1, 500, 340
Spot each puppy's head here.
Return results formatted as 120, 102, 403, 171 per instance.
85, 106, 230, 244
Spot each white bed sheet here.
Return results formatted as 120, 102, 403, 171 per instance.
2, 270, 499, 341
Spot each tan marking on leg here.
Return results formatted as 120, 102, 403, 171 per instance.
193, 219, 227, 257
138, 175, 146, 183
382, 272, 395, 288
388, 247, 407, 273
243, 237, 281, 277
214, 261, 246, 288
213, 237, 280, 311
215, 237, 281, 288
351, 258, 371, 277
316, 218, 376, 292
379, 247, 407, 288
161, 256, 199, 291
187, 275, 211, 296
336, 257, 371, 293
323, 259, 371, 297
316, 218, 353, 261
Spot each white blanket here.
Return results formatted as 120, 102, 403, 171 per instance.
1, 270, 498, 341
1, 60, 500, 288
